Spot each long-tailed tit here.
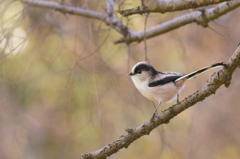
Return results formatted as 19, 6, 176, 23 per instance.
129, 62, 224, 115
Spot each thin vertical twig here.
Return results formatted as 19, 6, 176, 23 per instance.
93, 60, 102, 128
88, 18, 103, 128
161, 125, 176, 159
66, 15, 80, 126
67, 4, 89, 125
144, 13, 149, 62
127, 44, 136, 104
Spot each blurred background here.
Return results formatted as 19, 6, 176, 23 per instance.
0, 0, 240, 159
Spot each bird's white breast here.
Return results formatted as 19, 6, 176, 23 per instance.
131, 75, 185, 104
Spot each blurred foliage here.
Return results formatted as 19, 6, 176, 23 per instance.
0, 0, 240, 159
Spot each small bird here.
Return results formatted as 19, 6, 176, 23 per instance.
129, 61, 224, 115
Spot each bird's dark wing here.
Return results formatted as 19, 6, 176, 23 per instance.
148, 75, 183, 87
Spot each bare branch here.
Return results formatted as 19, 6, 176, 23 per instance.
118, 0, 233, 16
19, 0, 240, 45
81, 44, 240, 159
21, 0, 104, 20
115, 1, 240, 44
20, 0, 132, 36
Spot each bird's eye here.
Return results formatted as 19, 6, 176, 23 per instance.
136, 70, 142, 74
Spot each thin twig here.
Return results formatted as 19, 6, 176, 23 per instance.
208, 26, 230, 41
127, 44, 136, 104
144, 13, 149, 62
161, 125, 175, 159
79, 28, 110, 60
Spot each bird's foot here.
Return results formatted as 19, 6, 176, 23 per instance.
151, 110, 159, 121
177, 100, 180, 105
177, 94, 180, 104
151, 112, 158, 119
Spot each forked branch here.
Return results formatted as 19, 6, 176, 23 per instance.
115, 1, 240, 44
20, 1, 240, 45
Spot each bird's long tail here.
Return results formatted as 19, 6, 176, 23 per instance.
175, 62, 225, 82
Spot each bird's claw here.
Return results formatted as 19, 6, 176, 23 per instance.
151, 112, 158, 119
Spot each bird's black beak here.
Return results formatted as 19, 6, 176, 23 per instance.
129, 72, 134, 76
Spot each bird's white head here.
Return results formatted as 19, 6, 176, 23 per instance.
129, 62, 157, 87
